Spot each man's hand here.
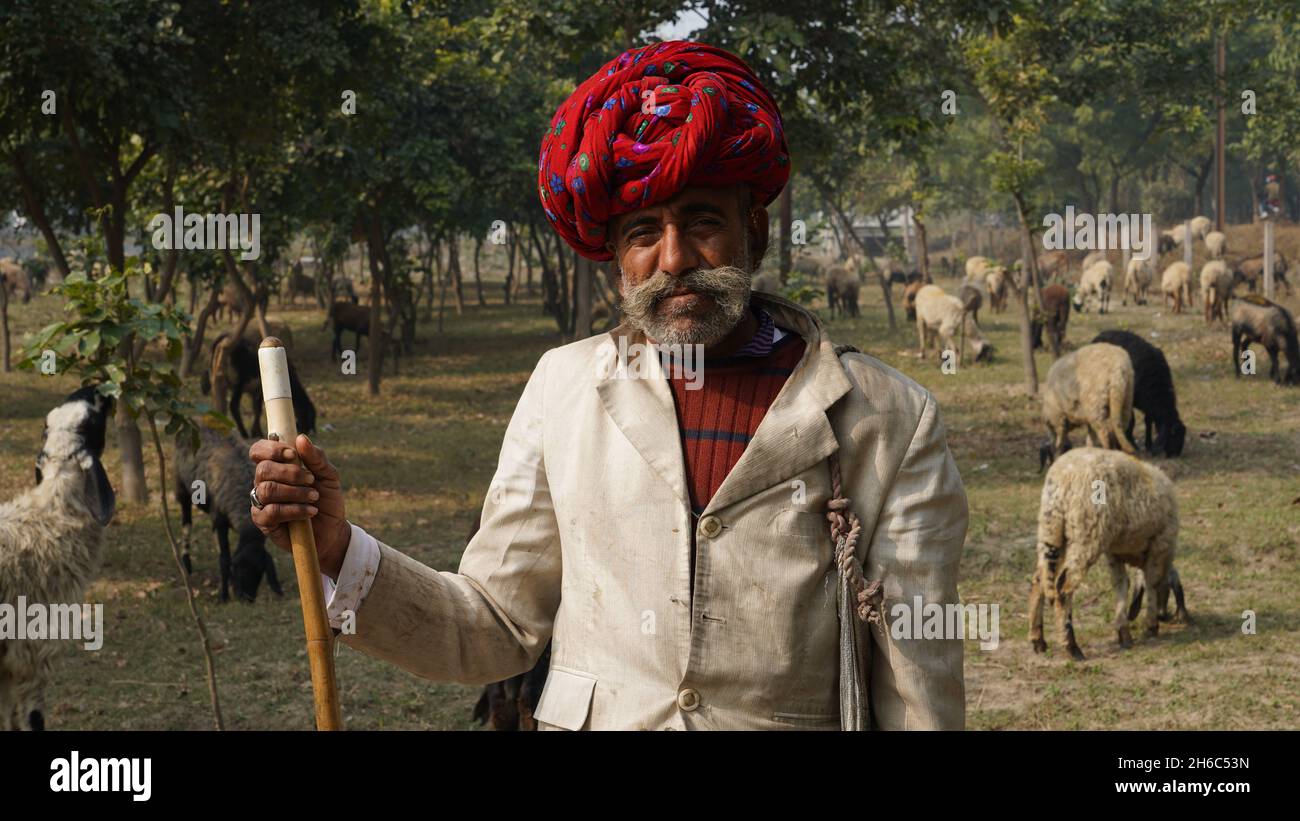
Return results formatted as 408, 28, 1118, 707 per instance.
249, 434, 351, 579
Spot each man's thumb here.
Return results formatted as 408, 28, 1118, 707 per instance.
296, 434, 329, 471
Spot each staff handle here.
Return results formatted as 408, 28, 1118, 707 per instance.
258, 337, 344, 731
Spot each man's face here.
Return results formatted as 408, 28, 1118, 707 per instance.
608, 186, 766, 346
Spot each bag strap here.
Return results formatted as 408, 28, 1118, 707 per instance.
826, 343, 886, 730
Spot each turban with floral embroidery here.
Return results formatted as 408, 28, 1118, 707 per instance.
538, 41, 790, 261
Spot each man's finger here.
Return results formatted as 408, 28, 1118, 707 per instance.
295, 434, 337, 480
254, 503, 320, 526
255, 480, 319, 506
250, 438, 300, 464
255, 460, 315, 487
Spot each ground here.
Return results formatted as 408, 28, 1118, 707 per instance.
1, 243, 1297, 730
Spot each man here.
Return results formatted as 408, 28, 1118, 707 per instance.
250, 41, 967, 730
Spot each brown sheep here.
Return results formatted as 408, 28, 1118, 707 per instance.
1032, 284, 1071, 359
1231, 295, 1299, 385
826, 262, 860, 319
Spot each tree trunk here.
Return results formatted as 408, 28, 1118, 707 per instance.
1010, 194, 1041, 397
114, 372, 149, 504
365, 212, 388, 396
0, 277, 9, 372
915, 213, 932, 283
180, 287, 220, 379
504, 228, 517, 305
573, 253, 593, 341
10, 149, 71, 279
473, 237, 486, 307
449, 238, 464, 315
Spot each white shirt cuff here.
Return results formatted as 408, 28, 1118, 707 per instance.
322, 523, 381, 630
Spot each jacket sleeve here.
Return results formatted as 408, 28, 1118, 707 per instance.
338, 350, 561, 685
865, 390, 967, 730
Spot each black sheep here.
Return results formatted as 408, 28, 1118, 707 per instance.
1091, 330, 1186, 457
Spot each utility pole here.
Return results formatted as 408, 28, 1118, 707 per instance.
1215, 32, 1226, 231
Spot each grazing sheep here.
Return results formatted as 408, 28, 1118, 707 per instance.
1236, 251, 1293, 296
984, 266, 1008, 313
903, 280, 924, 322
1203, 230, 1227, 260
1041, 342, 1136, 465
173, 427, 283, 603
1079, 250, 1108, 271
825, 261, 860, 319
1123, 257, 1153, 306
1189, 215, 1212, 239
958, 282, 984, 325
208, 329, 316, 440
1091, 330, 1186, 457
1029, 448, 1179, 660
1031, 284, 1071, 359
1073, 260, 1113, 314
1037, 251, 1070, 283
964, 255, 993, 281
0, 258, 32, 304
914, 284, 993, 366
1157, 227, 1182, 256
280, 266, 316, 308
0, 387, 115, 730
1160, 261, 1193, 313
1199, 260, 1238, 323
1231, 295, 1300, 385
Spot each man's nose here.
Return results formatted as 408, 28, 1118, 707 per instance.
657, 224, 702, 277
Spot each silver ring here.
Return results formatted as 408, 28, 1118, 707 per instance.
250, 486, 266, 510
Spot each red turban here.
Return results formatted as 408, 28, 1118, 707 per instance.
538, 41, 790, 261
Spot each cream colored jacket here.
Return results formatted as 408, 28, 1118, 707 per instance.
339, 294, 967, 730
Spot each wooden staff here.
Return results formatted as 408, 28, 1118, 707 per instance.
258, 336, 343, 730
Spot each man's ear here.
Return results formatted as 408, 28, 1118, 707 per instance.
747, 203, 770, 273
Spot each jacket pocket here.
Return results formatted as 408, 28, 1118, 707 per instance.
533, 667, 597, 731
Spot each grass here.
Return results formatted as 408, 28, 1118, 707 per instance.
1, 252, 1297, 730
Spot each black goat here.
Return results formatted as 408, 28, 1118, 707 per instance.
208, 332, 317, 440
327, 300, 370, 360
1092, 330, 1186, 457
1231, 295, 1300, 385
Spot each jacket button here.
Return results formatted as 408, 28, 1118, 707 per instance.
677, 688, 701, 711
699, 516, 722, 538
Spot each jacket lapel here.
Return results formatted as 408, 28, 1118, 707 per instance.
703, 295, 854, 514
595, 328, 692, 507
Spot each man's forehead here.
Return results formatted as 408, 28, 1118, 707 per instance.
611, 186, 745, 229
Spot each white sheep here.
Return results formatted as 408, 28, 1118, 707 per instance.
1080, 250, 1108, 271
1029, 447, 1179, 660
1190, 215, 1212, 239
1123, 257, 1153, 306
1203, 230, 1227, 260
1073, 260, 1114, 314
1199, 260, 1236, 323
914, 284, 992, 366
0, 387, 115, 730
964, 255, 993, 281
1160, 261, 1193, 313
984, 266, 1008, 313
1041, 342, 1136, 460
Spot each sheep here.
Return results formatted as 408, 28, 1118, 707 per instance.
0, 258, 32, 304
964, 255, 993, 281
1040, 342, 1136, 466
1031, 284, 1071, 359
1157, 227, 1183, 256
1236, 251, 1293, 296
173, 427, 283, 603
1123, 257, 1153, 306
1127, 565, 1188, 625
1160, 261, 1193, 313
914, 284, 993, 366
1037, 250, 1070, 282
1199, 260, 1239, 324
280, 265, 316, 308
984, 266, 1008, 313
958, 282, 984, 325
0, 387, 115, 730
1190, 215, 1212, 239
1091, 330, 1186, 457
903, 280, 924, 322
1029, 447, 1179, 660
1231, 295, 1300, 385
1073, 260, 1113, 314
1203, 230, 1227, 260
1079, 250, 1108, 271
825, 261, 860, 319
